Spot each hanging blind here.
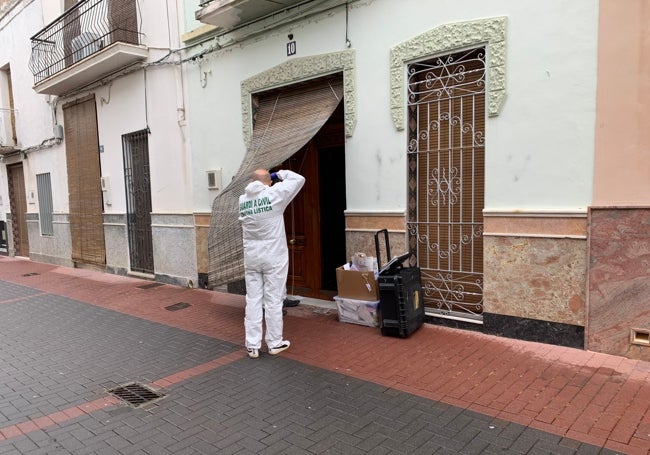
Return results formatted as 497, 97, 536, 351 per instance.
207, 75, 344, 287
63, 95, 106, 266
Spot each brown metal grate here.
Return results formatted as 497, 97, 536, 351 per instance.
108, 383, 164, 407
407, 47, 485, 319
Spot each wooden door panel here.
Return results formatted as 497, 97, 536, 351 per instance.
7, 164, 28, 256
287, 244, 306, 283
280, 116, 346, 299
283, 143, 321, 297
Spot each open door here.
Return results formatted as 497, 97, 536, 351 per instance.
208, 75, 344, 288
281, 103, 346, 300
283, 143, 320, 296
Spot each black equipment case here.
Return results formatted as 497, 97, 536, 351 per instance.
374, 229, 425, 338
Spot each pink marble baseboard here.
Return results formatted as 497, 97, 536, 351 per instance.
484, 236, 587, 326
587, 208, 650, 360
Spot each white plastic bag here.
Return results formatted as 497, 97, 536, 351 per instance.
351, 252, 377, 273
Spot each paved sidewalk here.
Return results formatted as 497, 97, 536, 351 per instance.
0, 256, 648, 454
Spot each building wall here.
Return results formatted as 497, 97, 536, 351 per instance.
83, 0, 196, 286
185, 0, 598, 213
91, 65, 197, 286
593, 0, 650, 206
4, 0, 645, 358
1, 0, 198, 287
28, 213, 73, 267
587, 0, 650, 361
185, 0, 599, 342
0, 0, 68, 261
484, 215, 588, 327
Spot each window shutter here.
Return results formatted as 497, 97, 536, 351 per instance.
63, 96, 106, 266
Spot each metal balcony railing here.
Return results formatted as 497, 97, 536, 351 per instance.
29, 0, 141, 84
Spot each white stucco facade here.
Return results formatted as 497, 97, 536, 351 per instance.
184, 0, 598, 216
0, 0, 198, 285
0, 0, 66, 254
188, 0, 600, 346
1, 0, 600, 285
5, 0, 647, 356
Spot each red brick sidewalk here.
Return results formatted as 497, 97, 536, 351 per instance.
1, 256, 649, 454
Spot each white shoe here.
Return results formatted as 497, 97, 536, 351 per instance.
247, 348, 259, 359
268, 340, 290, 355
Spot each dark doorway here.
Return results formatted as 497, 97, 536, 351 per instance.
282, 102, 346, 300
318, 144, 346, 291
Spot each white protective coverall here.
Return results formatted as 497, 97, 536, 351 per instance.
239, 169, 305, 350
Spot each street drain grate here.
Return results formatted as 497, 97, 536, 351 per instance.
22, 272, 40, 277
165, 302, 191, 311
108, 383, 165, 407
137, 282, 165, 289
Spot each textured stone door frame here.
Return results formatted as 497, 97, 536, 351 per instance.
240, 50, 356, 147
390, 16, 508, 130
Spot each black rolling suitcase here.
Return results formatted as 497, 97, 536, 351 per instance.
374, 229, 425, 338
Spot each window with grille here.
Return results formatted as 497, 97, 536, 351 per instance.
36, 173, 54, 236
407, 48, 486, 320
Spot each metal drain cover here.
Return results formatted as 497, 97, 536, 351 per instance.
108, 383, 164, 407
165, 302, 191, 311
22, 272, 40, 277
138, 282, 165, 289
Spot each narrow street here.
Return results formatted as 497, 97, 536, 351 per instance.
0, 256, 648, 454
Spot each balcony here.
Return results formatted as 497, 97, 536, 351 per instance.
195, 0, 309, 32
29, 0, 148, 96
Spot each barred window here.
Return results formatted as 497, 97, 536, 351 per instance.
36, 173, 54, 236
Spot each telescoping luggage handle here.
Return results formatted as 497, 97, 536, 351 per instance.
374, 229, 390, 269
375, 229, 410, 275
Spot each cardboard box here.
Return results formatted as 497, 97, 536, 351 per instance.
335, 266, 379, 301
334, 296, 380, 327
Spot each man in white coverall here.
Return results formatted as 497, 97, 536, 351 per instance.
239, 168, 305, 358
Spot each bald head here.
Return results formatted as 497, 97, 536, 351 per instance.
252, 169, 272, 186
